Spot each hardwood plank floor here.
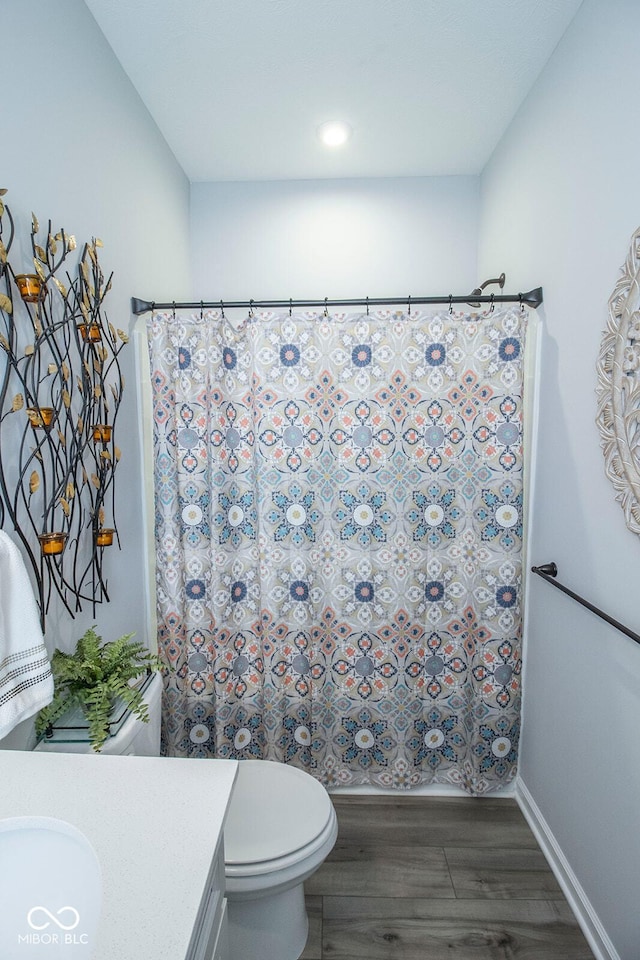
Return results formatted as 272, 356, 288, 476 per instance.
323, 898, 591, 960
301, 896, 323, 960
444, 846, 564, 900
328, 795, 540, 848
306, 842, 455, 899
301, 795, 595, 960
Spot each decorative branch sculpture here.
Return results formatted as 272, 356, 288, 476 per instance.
0, 189, 127, 624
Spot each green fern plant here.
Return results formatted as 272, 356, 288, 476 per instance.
36, 627, 162, 752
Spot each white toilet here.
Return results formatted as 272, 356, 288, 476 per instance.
36, 671, 337, 960
224, 758, 337, 960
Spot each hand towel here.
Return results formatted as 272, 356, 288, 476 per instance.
0, 530, 54, 739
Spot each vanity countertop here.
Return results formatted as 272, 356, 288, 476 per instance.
0, 749, 237, 960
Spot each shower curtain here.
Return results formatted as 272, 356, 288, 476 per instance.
148, 306, 526, 794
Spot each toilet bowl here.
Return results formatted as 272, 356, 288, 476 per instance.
36, 672, 337, 960
224, 758, 338, 960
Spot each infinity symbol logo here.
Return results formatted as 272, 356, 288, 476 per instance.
27, 906, 80, 931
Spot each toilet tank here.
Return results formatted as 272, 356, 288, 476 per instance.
35, 671, 162, 757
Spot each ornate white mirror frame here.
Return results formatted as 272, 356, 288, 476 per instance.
596, 226, 640, 534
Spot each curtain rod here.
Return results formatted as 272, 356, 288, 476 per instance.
131, 287, 543, 317
531, 562, 640, 647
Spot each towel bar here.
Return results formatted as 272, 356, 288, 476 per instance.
531, 562, 640, 646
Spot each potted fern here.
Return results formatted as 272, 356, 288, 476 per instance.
36, 627, 162, 752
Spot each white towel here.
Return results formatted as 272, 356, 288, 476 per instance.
0, 531, 54, 739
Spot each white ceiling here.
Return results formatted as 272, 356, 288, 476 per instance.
84, 0, 583, 183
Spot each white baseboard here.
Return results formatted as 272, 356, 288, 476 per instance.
516, 779, 619, 960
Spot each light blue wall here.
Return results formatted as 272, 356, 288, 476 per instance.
1, 0, 191, 748
190, 176, 479, 308
479, 1, 640, 956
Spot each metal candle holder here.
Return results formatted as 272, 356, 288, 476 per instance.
0, 191, 127, 625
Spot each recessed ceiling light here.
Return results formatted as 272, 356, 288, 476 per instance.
317, 120, 352, 148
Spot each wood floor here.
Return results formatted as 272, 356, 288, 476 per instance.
301, 795, 595, 960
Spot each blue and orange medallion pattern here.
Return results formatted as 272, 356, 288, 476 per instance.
149, 307, 526, 794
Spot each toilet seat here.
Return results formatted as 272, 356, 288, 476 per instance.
224, 759, 334, 873
225, 807, 337, 880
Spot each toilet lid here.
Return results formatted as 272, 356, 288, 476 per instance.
224, 760, 334, 865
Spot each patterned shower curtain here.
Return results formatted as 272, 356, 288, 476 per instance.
148, 306, 527, 795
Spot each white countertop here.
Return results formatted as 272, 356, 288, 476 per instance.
0, 750, 237, 960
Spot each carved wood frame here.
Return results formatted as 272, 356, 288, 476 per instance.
596, 226, 640, 534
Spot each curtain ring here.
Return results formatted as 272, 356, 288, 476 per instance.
289, 298, 293, 317
448, 295, 453, 315
519, 292, 525, 314
407, 295, 411, 316
366, 296, 369, 316
220, 299, 225, 320
200, 300, 204, 319
489, 292, 495, 314
323, 297, 329, 318
249, 299, 255, 319
172, 301, 176, 319
151, 301, 156, 317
